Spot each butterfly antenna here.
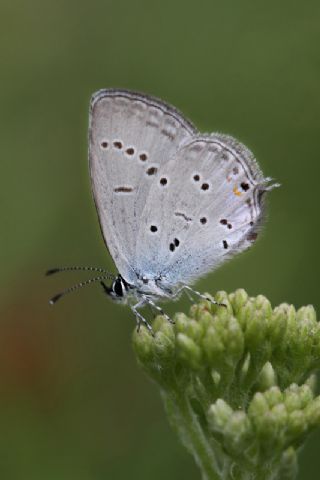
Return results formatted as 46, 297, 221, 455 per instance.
49, 274, 113, 305
46, 266, 114, 279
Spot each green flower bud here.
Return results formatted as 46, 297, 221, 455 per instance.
208, 399, 233, 432
175, 312, 191, 333
254, 295, 273, 319
176, 333, 202, 370
153, 315, 175, 340
153, 331, 175, 366
184, 318, 203, 342
271, 403, 288, 432
257, 362, 277, 391
208, 290, 233, 315
202, 326, 225, 365
132, 324, 155, 365
284, 385, 304, 412
229, 288, 249, 315
269, 305, 288, 346
287, 410, 307, 440
223, 316, 245, 361
223, 411, 253, 455
263, 386, 283, 408
253, 410, 280, 449
243, 303, 269, 351
237, 299, 254, 330
296, 305, 317, 324
248, 392, 269, 419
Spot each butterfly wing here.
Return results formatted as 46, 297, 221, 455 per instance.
89, 89, 196, 284
135, 134, 272, 288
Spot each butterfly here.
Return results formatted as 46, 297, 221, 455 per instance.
47, 89, 279, 332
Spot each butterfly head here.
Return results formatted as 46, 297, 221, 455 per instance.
101, 274, 131, 303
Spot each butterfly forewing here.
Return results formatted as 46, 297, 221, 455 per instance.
89, 89, 196, 283
135, 134, 267, 287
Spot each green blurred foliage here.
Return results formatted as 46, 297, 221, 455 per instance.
0, 0, 319, 478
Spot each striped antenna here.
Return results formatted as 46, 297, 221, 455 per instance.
48, 274, 113, 305
46, 265, 115, 279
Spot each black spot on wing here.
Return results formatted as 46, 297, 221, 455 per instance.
114, 186, 134, 193
146, 167, 158, 175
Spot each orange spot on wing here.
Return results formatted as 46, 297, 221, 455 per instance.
233, 186, 242, 196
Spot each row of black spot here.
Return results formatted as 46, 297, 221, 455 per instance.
193, 173, 251, 194
220, 219, 232, 229
149, 215, 239, 233
149, 229, 255, 252
101, 139, 171, 187
193, 174, 210, 191
146, 167, 168, 186
100, 140, 148, 162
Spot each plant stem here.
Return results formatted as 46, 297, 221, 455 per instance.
163, 389, 222, 480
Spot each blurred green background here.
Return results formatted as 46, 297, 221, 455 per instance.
1, 0, 319, 478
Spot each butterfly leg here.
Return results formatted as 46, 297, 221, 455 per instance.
173, 285, 226, 307
143, 296, 174, 325
131, 300, 154, 335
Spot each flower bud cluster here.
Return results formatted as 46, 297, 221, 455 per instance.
132, 290, 319, 479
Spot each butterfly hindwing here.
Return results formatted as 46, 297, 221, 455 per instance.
135, 134, 267, 287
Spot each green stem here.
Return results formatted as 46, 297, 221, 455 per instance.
162, 389, 222, 480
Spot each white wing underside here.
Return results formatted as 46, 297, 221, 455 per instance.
89, 89, 268, 291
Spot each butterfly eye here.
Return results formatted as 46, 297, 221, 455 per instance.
113, 278, 123, 296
